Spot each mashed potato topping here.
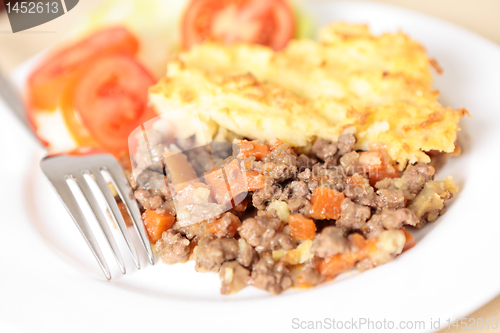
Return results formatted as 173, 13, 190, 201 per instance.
149, 23, 467, 167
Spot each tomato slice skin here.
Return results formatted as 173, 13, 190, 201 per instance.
28, 26, 139, 111
72, 53, 156, 153
181, 0, 295, 50
59, 76, 101, 148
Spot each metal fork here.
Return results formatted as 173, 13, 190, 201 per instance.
0, 72, 154, 280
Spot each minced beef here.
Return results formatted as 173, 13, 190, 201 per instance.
281, 180, 310, 200
311, 226, 353, 258
237, 238, 258, 267
299, 265, 325, 286
344, 173, 376, 207
287, 196, 311, 215
339, 151, 363, 176
238, 216, 296, 253
297, 154, 318, 172
252, 184, 283, 210
402, 163, 435, 194
362, 208, 419, 238
311, 139, 338, 161
249, 252, 293, 295
280, 180, 312, 215
135, 169, 170, 197
131, 130, 457, 295
156, 230, 191, 264
376, 163, 435, 199
376, 189, 406, 211
247, 143, 298, 183
194, 238, 239, 272
134, 189, 164, 210
336, 198, 371, 231
337, 133, 357, 155
297, 164, 345, 193
311, 133, 356, 162
220, 261, 251, 294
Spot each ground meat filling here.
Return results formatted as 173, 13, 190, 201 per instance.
299, 265, 325, 286
337, 133, 357, 156
238, 216, 296, 253
402, 163, 436, 194
249, 252, 293, 295
298, 164, 345, 193
376, 189, 406, 211
297, 154, 318, 171
344, 174, 376, 207
311, 139, 338, 161
311, 226, 354, 258
376, 163, 435, 199
194, 238, 239, 272
131, 132, 457, 295
237, 238, 258, 267
156, 230, 191, 264
220, 261, 251, 295
134, 189, 164, 210
279, 180, 311, 215
252, 183, 283, 210
246, 143, 298, 182
135, 170, 169, 194
339, 151, 362, 176
311, 134, 356, 162
363, 208, 419, 239
336, 198, 371, 232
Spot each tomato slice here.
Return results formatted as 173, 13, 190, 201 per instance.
59, 76, 101, 148
181, 0, 295, 50
28, 26, 139, 110
71, 54, 157, 153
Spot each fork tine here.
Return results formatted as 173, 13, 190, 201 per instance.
92, 169, 141, 269
75, 173, 127, 274
41, 174, 111, 280
102, 163, 155, 265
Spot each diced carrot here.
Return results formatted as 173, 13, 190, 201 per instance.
205, 159, 247, 204
205, 167, 230, 204
207, 212, 242, 238
400, 227, 416, 252
235, 139, 270, 160
318, 233, 379, 277
350, 233, 378, 255
309, 187, 345, 220
318, 252, 365, 277
266, 138, 284, 151
244, 171, 266, 191
205, 159, 268, 204
359, 150, 401, 186
366, 165, 400, 187
350, 233, 367, 249
142, 210, 175, 244
294, 280, 314, 289
288, 214, 317, 240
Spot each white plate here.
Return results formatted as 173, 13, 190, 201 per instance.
1, 1, 500, 332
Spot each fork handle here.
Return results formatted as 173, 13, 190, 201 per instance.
0, 71, 43, 146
